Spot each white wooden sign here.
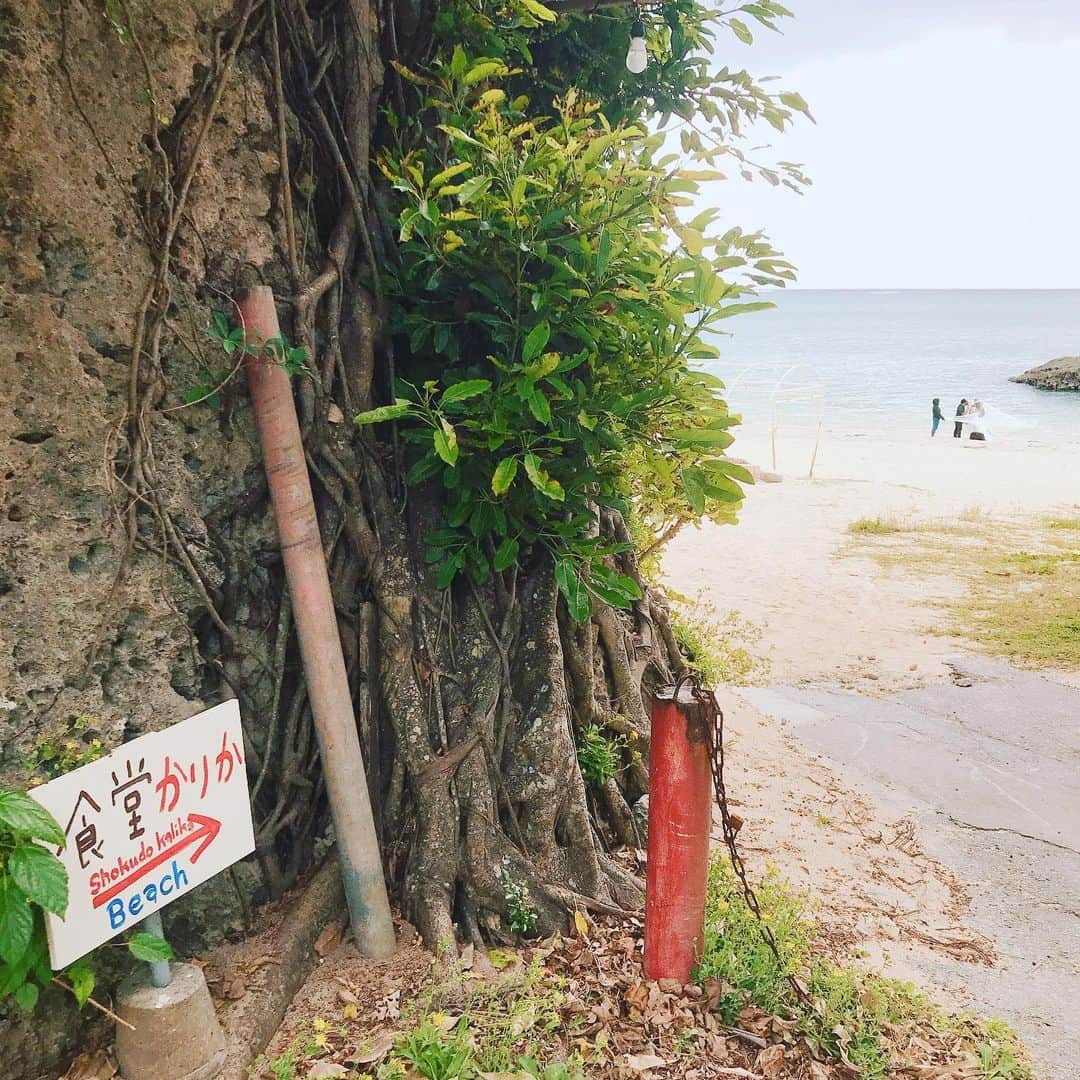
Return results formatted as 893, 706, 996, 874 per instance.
29, 699, 255, 969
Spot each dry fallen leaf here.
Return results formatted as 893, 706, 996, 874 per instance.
573, 910, 590, 937
307, 1063, 348, 1078
315, 922, 342, 958
348, 1032, 394, 1065
756, 1044, 785, 1078
61, 1051, 117, 1080
625, 1052, 667, 1071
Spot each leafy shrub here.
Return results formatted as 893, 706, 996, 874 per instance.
362, 56, 791, 619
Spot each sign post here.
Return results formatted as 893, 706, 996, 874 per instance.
30, 698, 254, 969
30, 699, 255, 1079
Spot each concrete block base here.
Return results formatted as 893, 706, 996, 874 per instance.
115, 962, 226, 1080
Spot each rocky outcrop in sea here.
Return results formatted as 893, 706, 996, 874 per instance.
1011, 356, 1080, 391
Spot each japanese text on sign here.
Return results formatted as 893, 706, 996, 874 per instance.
29, 700, 255, 969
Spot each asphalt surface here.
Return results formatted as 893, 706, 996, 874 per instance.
740, 656, 1080, 1080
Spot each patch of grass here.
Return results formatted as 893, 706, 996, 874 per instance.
847, 516, 904, 535
671, 603, 769, 687
405, 957, 583, 1077
258, 974, 584, 1080
1047, 516, 1080, 530
845, 515, 1080, 670
695, 858, 1032, 1080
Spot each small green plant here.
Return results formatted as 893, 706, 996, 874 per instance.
499, 864, 539, 936
847, 516, 904, 535
575, 724, 626, 787
671, 604, 768, 687
395, 1017, 475, 1080
0, 791, 69, 1012
24, 717, 107, 783
189, 311, 311, 408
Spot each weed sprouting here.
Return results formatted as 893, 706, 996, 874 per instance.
499, 864, 539, 936
847, 516, 904, 535
671, 603, 769, 687
575, 724, 626, 787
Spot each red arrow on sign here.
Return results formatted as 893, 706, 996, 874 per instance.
91, 813, 222, 909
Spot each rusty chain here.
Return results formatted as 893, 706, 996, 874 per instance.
672, 671, 811, 1006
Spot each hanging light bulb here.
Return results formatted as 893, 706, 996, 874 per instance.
626, 15, 648, 74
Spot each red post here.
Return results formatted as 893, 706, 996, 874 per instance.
644, 685, 713, 982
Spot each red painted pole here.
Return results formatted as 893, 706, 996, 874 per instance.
237, 286, 396, 960
644, 685, 713, 982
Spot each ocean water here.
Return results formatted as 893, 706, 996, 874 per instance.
705, 290, 1079, 445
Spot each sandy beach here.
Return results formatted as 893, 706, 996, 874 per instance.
664, 421, 1080, 1079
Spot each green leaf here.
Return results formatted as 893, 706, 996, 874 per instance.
450, 45, 468, 77
595, 229, 611, 278
523, 454, 564, 502
526, 388, 551, 425
717, 301, 776, 319
14, 981, 38, 1012
433, 419, 459, 466
779, 91, 811, 115
461, 60, 508, 86
435, 556, 459, 590
491, 457, 519, 496
728, 17, 753, 43
456, 175, 492, 204
9, 844, 68, 918
0, 792, 64, 846
673, 427, 737, 446
519, 0, 557, 21
0, 878, 32, 966
441, 379, 492, 404
681, 466, 706, 515
554, 558, 591, 622
354, 402, 411, 425
493, 537, 519, 572
592, 564, 643, 604
128, 932, 174, 963
67, 960, 95, 1008
522, 322, 551, 363
406, 455, 442, 485
429, 161, 472, 191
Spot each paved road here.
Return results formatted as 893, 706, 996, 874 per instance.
740, 656, 1080, 1080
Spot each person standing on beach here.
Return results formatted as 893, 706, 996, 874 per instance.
953, 398, 968, 438
968, 400, 987, 442
932, 398, 944, 436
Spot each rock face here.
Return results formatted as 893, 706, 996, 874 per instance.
1, 2, 281, 1073
1010, 356, 1080, 391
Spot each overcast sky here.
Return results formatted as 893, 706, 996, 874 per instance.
708, 2, 1080, 288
